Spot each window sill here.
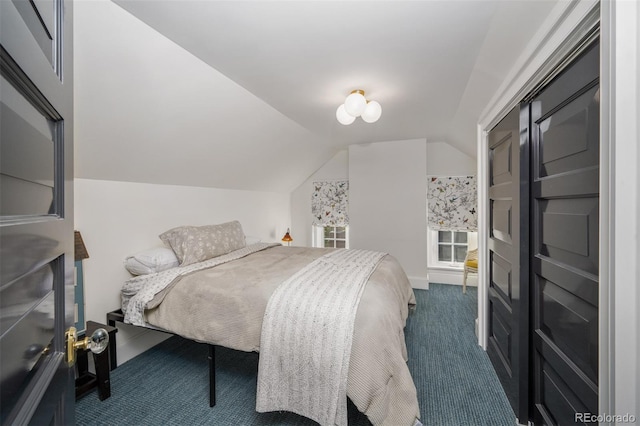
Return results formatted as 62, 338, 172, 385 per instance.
428, 264, 464, 272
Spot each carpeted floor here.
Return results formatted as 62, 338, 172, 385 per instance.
76, 284, 515, 425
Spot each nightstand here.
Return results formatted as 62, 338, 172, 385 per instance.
106, 309, 125, 370
75, 321, 117, 401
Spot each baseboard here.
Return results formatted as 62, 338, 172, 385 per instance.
409, 276, 429, 290
428, 268, 477, 287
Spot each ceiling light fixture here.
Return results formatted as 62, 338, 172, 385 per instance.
336, 90, 382, 125
336, 104, 356, 125
361, 100, 382, 123
344, 89, 367, 116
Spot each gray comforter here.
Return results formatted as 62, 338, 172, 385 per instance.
141, 245, 420, 426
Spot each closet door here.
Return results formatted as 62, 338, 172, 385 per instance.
530, 40, 599, 425
487, 105, 528, 423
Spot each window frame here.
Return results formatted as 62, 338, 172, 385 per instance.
312, 225, 349, 249
428, 229, 477, 269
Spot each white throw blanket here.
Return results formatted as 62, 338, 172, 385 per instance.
256, 249, 386, 426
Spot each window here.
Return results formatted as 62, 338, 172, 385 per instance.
313, 226, 349, 249
429, 230, 476, 268
437, 231, 468, 264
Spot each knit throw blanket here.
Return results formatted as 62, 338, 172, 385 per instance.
256, 249, 386, 426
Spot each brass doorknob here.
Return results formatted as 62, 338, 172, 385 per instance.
65, 326, 109, 365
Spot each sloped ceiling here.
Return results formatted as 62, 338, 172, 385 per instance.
74, 0, 558, 192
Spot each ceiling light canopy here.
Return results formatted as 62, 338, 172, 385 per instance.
336, 90, 382, 125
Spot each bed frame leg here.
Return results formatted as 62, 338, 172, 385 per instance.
208, 345, 216, 407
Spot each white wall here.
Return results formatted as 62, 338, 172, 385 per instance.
75, 178, 290, 364
291, 141, 478, 288
349, 139, 428, 288
73, 0, 333, 194
427, 141, 476, 176
291, 150, 348, 247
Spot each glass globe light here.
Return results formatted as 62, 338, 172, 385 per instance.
361, 100, 382, 123
336, 104, 356, 125
344, 90, 367, 117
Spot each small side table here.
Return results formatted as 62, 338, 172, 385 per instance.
75, 321, 117, 401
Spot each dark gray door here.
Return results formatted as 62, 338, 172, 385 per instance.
0, 0, 75, 424
487, 105, 529, 423
530, 41, 599, 425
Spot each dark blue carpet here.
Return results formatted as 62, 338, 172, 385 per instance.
76, 284, 515, 425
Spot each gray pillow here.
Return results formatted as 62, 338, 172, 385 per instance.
159, 221, 246, 266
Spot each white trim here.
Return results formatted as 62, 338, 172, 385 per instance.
599, 0, 614, 416
312, 225, 349, 249
604, 0, 640, 418
477, 123, 489, 349
429, 265, 463, 272
408, 276, 429, 290
427, 229, 477, 269
427, 268, 477, 287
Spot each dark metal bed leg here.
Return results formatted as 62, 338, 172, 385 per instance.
208, 345, 216, 407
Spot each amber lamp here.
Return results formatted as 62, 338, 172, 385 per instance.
281, 228, 293, 246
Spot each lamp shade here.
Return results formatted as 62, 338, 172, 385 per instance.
282, 228, 293, 244
344, 90, 367, 117
74, 231, 89, 261
336, 104, 356, 125
361, 100, 382, 123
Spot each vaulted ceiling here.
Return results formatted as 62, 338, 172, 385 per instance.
74, 0, 558, 192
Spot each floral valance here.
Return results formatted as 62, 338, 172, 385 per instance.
312, 181, 349, 227
427, 176, 477, 231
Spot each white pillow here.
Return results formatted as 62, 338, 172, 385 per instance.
124, 247, 179, 275
245, 235, 262, 245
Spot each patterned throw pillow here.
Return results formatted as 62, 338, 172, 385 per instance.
159, 220, 246, 266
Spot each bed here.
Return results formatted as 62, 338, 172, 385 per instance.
120, 223, 421, 426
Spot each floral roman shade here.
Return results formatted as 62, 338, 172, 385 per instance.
427, 176, 477, 231
312, 181, 349, 227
